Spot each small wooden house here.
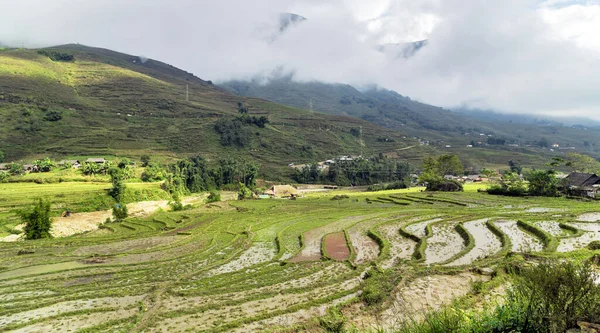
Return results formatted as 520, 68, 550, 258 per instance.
564, 172, 600, 198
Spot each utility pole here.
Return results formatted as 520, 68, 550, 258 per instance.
360, 125, 364, 157
186, 84, 189, 103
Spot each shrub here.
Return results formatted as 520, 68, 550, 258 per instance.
507, 260, 600, 332
19, 199, 52, 240
238, 183, 253, 200
206, 191, 221, 203
318, 307, 346, 333
9, 163, 24, 175
360, 268, 399, 306
588, 241, 600, 250
140, 155, 151, 167
112, 204, 128, 221
426, 179, 463, 192
43, 110, 62, 122
0, 172, 7, 183
37, 50, 74, 61
141, 163, 166, 182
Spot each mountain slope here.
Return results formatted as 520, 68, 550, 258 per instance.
220, 78, 600, 168
0, 45, 414, 177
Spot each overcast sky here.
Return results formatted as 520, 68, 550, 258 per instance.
1, 0, 600, 118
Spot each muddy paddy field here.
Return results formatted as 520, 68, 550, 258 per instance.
1, 186, 600, 332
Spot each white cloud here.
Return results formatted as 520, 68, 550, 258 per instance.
1, 0, 600, 119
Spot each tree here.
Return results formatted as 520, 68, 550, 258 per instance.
141, 163, 165, 182
527, 170, 560, 197
481, 168, 495, 178
237, 101, 248, 114
32, 157, 56, 172
140, 155, 151, 167
108, 168, 127, 202
488, 171, 526, 196
20, 199, 52, 240
508, 160, 522, 175
436, 155, 464, 176
0, 150, 4, 163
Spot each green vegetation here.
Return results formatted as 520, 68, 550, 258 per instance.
0, 45, 409, 180
398, 261, 600, 333
19, 199, 52, 240
419, 154, 464, 191
1, 183, 600, 331
295, 154, 410, 186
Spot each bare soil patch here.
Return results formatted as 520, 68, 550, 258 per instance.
324, 232, 350, 261
290, 215, 375, 262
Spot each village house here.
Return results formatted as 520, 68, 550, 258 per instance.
564, 172, 600, 198
85, 158, 106, 164
58, 160, 82, 169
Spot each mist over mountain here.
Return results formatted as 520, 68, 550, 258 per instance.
2, 1, 600, 120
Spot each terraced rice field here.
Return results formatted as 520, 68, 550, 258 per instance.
2, 187, 600, 332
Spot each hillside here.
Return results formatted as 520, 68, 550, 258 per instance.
221, 77, 600, 168
0, 44, 415, 177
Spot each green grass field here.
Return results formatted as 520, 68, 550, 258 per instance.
1, 183, 600, 332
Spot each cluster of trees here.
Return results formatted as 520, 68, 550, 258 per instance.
214, 102, 270, 147
161, 156, 260, 196
418, 154, 464, 191
295, 154, 411, 187
487, 137, 506, 145
37, 50, 74, 61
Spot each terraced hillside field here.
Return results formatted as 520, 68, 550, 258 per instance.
1, 188, 600, 332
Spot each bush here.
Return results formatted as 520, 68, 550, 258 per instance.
206, 191, 221, 203
394, 260, 600, 333
37, 50, 74, 61
588, 241, 600, 250
507, 260, 600, 332
140, 155, 151, 167
426, 180, 463, 192
318, 308, 346, 333
360, 268, 399, 306
238, 183, 253, 200
43, 110, 62, 122
141, 163, 166, 182
0, 172, 7, 183
9, 163, 24, 175
112, 204, 128, 221
19, 199, 52, 240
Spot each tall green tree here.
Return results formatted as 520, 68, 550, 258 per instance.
0, 150, 4, 163
20, 199, 52, 240
527, 170, 560, 197
108, 168, 127, 202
